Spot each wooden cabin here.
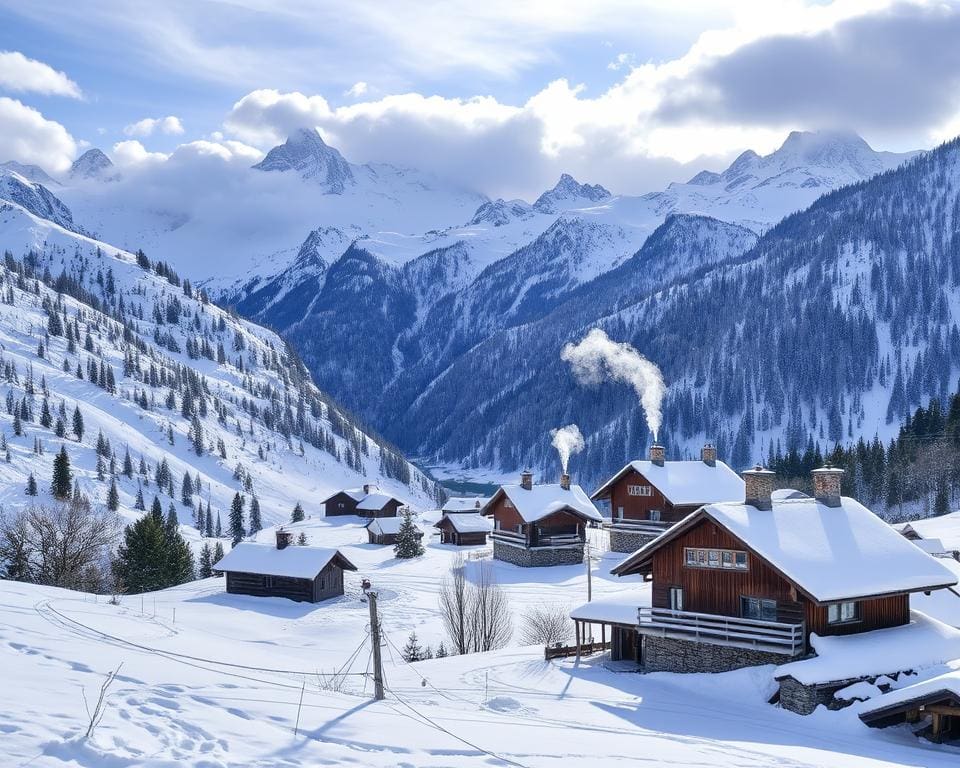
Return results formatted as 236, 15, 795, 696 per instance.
860, 671, 960, 743
214, 530, 358, 603
601, 466, 957, 688
481, 471, 602, 567
434, 513, 492, 546
442, 497, 488, 515
366, 516, 423, 546
591, 443, 744, 552
322, 484, 404, 518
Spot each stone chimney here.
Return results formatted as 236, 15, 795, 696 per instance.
701, 443, 717, 467
362, 483, 371, 495
520, 470, 533, 490
276, 529, 293, 550
742, 466, 775, 510
560, 473, 571, 491
811, 466, 844, 508
649, 443, 665, 467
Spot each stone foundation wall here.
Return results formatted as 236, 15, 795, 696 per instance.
609, 528, 660, 553
777, 676, 846, 715
642, 635, 793, 674
493, 540, 584, 567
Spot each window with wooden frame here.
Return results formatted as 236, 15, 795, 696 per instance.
684, 547, 748, 570
740, 596, 777, 622
504, 499, 514, 508
827, 601, 860, 624
627, 484, 653, 497
649, 509, 661, 521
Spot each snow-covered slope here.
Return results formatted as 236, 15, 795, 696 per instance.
0, 168, 76, 232
0, 197, 440, 553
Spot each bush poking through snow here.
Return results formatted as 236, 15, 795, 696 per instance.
519, 604, 572, 647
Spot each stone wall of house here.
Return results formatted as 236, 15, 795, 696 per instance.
642, 635, 792, 674
493, 540, 584, 567
609, 528, 659, 553
777, 676, 853, 715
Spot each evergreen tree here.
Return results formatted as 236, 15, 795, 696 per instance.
212, 541, 225, 575
296, 532, 308, 545
72, 405, 84, 441
107, 477, 120, 511
435, 642, 448, 658
134, 485, 146, 510
205, 506, 213, 537
25, 473, 37, 496
112, 510, 195, 594
229, 493, 246, 544
51, 445, 72, 499
198, 543, 213, 578
215, 511, 223, 537
291, 501, 305, 523
401, 631, 423, 662
248, 495, 262, 534
181, 473, 194, 505
150, 495, 164, 522
122, 447, 133, 478
393, 508, 424, 559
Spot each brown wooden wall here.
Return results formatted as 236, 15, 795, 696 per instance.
603, 469, 701, 524
225, 563, 346, 603
325, 492, 359, 516
806, 593, 909, 636
489, 494, 525, 534
535, 509, 585, 533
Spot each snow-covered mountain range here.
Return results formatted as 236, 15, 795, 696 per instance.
0, 128, 927, 486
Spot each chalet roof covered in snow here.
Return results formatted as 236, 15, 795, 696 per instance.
570, 596, 648, 626
442, 497, 488, 513
613, 496, 958, 603
214, 543, 357, 579
366, 517, 421, 536
776, 612, 960, 685
857, 666, 960, 721
435, 513, 492, 533
592, 459, 744, 506
356, 492, 400, 511
896, 511, 960, 551
484, 483, 602, 523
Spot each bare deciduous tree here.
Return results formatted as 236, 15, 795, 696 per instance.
519, 604, 572, 647
439, 555, 512, 655
439, 553, 471, 655
0, 500, 120, 591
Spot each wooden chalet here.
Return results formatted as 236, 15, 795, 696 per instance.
481, 471, 602, 567
214, 530, 358, 603
860, 670, 960, 743
322, 484, 404, 518
586, 466, 957, 694
442, 497, 488, 515
366, 516, 423, 546
434, 513, 492, 546
591, 443, 744, 552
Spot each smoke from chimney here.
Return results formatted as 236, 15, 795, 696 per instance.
561, 328, 666, 440
550, 424, 585, 474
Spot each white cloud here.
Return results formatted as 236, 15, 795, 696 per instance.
346, 81, 368, 98
607, 53, 636, 71
0, 50, 82, 98
123, 115, 185, 137
0, 97, 77, 172
111, 140, 170, 167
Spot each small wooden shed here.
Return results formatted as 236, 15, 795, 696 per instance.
434, 513, 492, 546
366, 516, 423, 546
214, 531, 357, 603
859, 671, 960, 743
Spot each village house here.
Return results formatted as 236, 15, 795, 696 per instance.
894, 512, 960, 560
481, 470, 602, 567
572, 465, 958, 714
434, 512, 492, 546
366, 516, 423, 546
321, 484, 404, 518
214, 530, 358, 603
441, 497, 488, 514
859, 668, 960, 743
591, 443, 744, 553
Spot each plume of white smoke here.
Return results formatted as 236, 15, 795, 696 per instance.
550, 424, 585, 474
561, 328, 666, 440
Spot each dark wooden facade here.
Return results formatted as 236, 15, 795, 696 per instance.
488, 494, 586, 547
225, 560, 350, 603
324, 491, 360, 517
360, 499, 403, 519
647, 517, 911, 642
601, 468, 699, 525
367, 526, 422, 546
435, 516, 489, 546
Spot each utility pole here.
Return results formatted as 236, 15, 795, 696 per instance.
586, 537, 593, 603
368, 591, 385, 701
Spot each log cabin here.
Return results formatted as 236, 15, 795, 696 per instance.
481, 471, 602, 567
587, 466, 957, 699
322, 484, 404, 518
591, 443, 744, 552
214, 530, 358, 603
366, 516, 423, 546
434, 512, 492, 546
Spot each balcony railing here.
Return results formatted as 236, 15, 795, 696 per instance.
491, 529, 527, 543
609, 518, 673, 534
637, 607, 805, 656
533, 533, 584, 547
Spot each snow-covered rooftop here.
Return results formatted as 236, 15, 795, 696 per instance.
898, 511, 960, 551
442, 497, 488, 512
614, 496, 958, 602
214, 542, 357, 579
776, 611, 960, 685
367, 517, 421, 536
356, 492, 399, 511
592, 459, 744, 506
857, 666, 960, 717
435, 513, 492, 534
570, 596, 647, 626
486, 483, 602, 523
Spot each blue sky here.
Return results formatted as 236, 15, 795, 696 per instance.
0, 1, 958, 197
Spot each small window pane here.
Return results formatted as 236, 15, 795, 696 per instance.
721, 552, 733, 568
735, 553, 748, 569
697, 550, 707, 566
708, 550, 720, 567
685, 549, 696, 565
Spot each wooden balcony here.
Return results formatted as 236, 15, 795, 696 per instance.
491, 529, 584, 548
637, 607, 805, 656
609, 518, 673, 535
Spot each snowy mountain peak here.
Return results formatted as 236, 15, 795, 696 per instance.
468, 198, 534, 227
69, 148, 115, 181
533, 173, 611, 213
0, 168, 75, 231
252, 128, 355, 193
0, 160, 60, 187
